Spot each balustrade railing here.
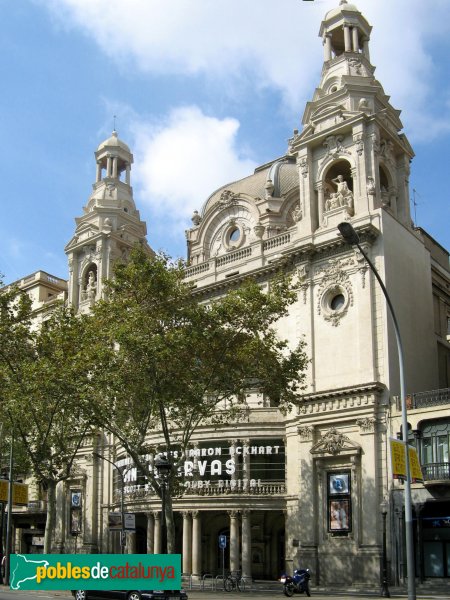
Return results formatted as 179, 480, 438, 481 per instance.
396, 388, 450, 410
422, 462, 450, 482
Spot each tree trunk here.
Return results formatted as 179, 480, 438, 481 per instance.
44, 480, 57, 554
165, 491, 176, 554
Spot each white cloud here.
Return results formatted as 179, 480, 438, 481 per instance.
40, 0, 450, 141
130, 106, 257, 231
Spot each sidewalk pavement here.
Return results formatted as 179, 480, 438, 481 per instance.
1, 583, 450, 599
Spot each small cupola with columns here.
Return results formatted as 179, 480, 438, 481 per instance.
320, 0, 372, 62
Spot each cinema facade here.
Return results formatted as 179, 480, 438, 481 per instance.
10, 0, 450, 589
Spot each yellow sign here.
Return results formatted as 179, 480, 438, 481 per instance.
390, 439, 424, 483
0, 480, 8, 502
0, 481, 29, 505
409, 446, 424, 483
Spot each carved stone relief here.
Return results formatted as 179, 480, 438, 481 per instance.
356, 417, 376, 433
310, 427, 360, 456
299, 158, 308, 178
316, 258, 354, 326
298, 425, 313, 441
323, 135, 350, 159
218, 190, 238, 208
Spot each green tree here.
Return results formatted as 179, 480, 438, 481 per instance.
2, 301, 95, 553
89, 246, 308, 552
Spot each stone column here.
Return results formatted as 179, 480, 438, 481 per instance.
343, 24, 352, 52
241, 510, 251, 580
323, 34, 332, 61
106, 155, 112, 177
229, 510, 240, 573
192, 511, 202, 580
363, 39, 371, 62
242, 438, 250, 492
112, 156, 118, 179
316, 183, 324, 228
125, 164, 131, 185
96, 161, 102, 182
182, 511, 192, 574
146, 512, 155, 554
352, 27, 359, 52
127, 531, 137, 554
154, 512, 162, 554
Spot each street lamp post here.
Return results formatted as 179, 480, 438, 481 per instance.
93, 452, 126, 554
380, 499, 390, 597
154, 454, 172, 555
337, 222, 416, 600
5, 432, 14, 586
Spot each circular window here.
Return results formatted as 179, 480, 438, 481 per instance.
229, 227, 240, 243
319, 284, 352, 326
330, 293, 345, 311
222, 221, 245, 251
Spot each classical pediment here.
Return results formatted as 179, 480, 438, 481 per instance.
310, 427, 361, 456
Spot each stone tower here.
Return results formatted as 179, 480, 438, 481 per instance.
289, 0, 414, 236
65, 131, 150, 311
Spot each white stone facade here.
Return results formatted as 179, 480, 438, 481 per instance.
9, 0, 450, 589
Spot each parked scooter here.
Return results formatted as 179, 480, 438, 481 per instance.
280, 568, 311, 597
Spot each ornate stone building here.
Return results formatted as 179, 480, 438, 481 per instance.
9, 0, 450, 589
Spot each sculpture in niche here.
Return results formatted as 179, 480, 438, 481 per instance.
358, 98, 370, 112
366, 177, 376, 197
86, 271, 97, 306
381, 186, 390, 207
292, 203, 302, 223
325, 175, 354, 211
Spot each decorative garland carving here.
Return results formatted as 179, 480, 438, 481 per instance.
356, 417, 376, 433
316, 259, 353, 326
298, 425, 313, 441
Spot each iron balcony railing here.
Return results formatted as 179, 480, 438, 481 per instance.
422, 462, 450, 482
396, 388, 450, 410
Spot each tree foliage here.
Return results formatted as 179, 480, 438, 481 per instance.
1, 292, 95, 552
88, 246, 309, 551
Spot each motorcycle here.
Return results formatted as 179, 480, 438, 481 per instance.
280, 568, 311, 597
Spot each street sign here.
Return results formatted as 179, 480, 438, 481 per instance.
219, 534, 227, 549
0, 481, 29, 505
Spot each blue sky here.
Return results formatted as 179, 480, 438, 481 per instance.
1, 0, 449, 283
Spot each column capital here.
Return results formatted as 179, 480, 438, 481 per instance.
228, 509, 240, 518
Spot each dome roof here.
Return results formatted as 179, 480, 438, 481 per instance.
201, 158, 298, 216
324, 0, 360, 21
97, 130, 131, 153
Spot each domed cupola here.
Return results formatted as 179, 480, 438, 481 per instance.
320, 0, 372, 63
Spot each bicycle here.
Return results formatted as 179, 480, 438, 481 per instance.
224, 571, 245, 592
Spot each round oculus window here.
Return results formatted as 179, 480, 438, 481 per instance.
229, 227, 240, 243
330, 293, 345, 311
